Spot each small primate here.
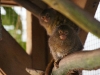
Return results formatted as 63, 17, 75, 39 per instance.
39, 8, 79, 36
48, 25, 83, 68
39, 8, 82, 75
26, 9, 82, 75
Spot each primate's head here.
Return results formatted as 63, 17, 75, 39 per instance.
39, 8, 56, 26
39, 8, 59, 35
53, 25, 75, 40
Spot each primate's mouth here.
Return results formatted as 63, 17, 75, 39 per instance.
44, 18, 50, 22
60, 35, 66, 40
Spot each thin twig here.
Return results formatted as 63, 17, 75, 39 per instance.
0, 68, 6, 75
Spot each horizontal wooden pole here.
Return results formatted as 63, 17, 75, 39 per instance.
42, 0, 100, 38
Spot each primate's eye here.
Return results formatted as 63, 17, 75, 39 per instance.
64, 30, 68, 35
46, 13, 49, 17
59, 30, 63, 34
41, 16, 45, 19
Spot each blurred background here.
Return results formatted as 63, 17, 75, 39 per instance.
1, 1, 100, 75
1, 6, 26, 50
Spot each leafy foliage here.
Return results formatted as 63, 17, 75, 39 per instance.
1, 6, 26, 50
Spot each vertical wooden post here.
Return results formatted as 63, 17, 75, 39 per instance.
26, 11, 32, 55
27, 12, 48, 70
31, 15, 48, 70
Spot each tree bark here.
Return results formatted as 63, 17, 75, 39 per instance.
26, 48, 100, 75
0, 26, 32, 75
52, 48, 100, 75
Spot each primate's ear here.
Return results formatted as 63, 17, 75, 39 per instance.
74, 27, 80, 34
74, 26, 80, 34
70, 25, 80, 34
47, 8, 57, 14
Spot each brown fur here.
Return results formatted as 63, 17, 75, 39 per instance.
39, 8, 79, 36
48, 25, 83, 67
39, 8, 82, 75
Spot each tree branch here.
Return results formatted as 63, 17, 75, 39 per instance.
52, 49, 100, 75
26, 68, 44, 75
26, 49, 100, 75
14, 0, 43, 18
42, 0, 100, 38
